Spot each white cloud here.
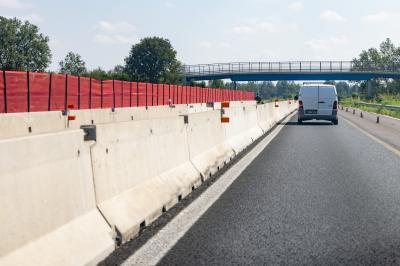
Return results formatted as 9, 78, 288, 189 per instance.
49, 38, 62, 49
94, 20, 137, 45
97, 20, 135, 32
199, 40, 212, 48
361, 12, 400, 23
3, 13, 42, 23
306, 36, 349, 51
94, 34, 138, 45
164, 1, 175, 8
319, 10, 346, 23
261, 49, 278, 58
231, 25, 254, 35
21, 13, 42, 23
0, 0, 30, 9
288, 2, 303, 12
230, 20, 296, 36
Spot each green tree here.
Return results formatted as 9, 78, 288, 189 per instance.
352, 38, 400, 97
125, 37, 181, 83
59, 52, 87, 75
107, 65, 130, 81
0, 16, 51, 71
336, 82, 350, 98
209, 79, 226, 88
85, 67, 109, 80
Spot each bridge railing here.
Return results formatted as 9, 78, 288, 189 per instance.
182, 61, 400, 76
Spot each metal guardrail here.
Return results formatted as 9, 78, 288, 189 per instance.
182, 61, 400, 76
355, 102, 400, 111
341, 101, 400, 111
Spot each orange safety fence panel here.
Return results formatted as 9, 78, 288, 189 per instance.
91, 79, 102, 109
0, 71, 4, 113
29, 72, 49, 112
102, 80, 114, 108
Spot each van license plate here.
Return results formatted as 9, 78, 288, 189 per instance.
305, 110, 318, 114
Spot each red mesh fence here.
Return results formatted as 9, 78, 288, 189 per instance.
0, 70, 255, 113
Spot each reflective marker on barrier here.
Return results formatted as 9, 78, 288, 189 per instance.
221, 117, 230, 123
68, 115, 76, 121
221, 102, 230, 108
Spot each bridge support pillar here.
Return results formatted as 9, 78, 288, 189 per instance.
367, 80, 372, 98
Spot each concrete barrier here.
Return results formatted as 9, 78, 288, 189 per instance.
0, 100, 297, 265
0, 130, 114, 266
256, 102, 276, 132
91, 116, 201, 243
1, 105, 191, 138
0, 111, 65, 140
223, 102, 264, 153
187, 110, 235, 179
257, 101, 297, 133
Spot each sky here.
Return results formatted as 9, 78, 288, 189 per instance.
2, 0, 400, 71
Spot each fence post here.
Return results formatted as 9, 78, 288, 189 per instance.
151, 83, 154, 106
26, 71, 30, 112
163, 83, 165, 105
181, 85, 183, 104
129, 81, 132, 107
168, 83, 171, 104
89, 77, 92, 109
145, 82, 148, 107
186, 85, 188, 104
100, 80, 103, 108
65, 74, 68, 110
156, 83, 159, 106
78, 76, 81, 110
112, 79, 116, 109
189, 85, 191, 104
48, 73, 52, 111
2, 70, 6, 113
121, 80, 124, 108
136, 81, 139, 107
176, 84, 178, 104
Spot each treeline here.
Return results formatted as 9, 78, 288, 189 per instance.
0, 17, 182, 84
352, 38, 400, 98
1, 16, 399, 100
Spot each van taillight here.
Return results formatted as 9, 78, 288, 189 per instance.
299, 100, 304, 109
333, 101, 338, 110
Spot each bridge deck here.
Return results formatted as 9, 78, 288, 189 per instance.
182, 61, 400, 81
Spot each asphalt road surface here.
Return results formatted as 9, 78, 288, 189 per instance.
157, 114, 400, 265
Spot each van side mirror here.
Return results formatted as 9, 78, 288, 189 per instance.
294, 95, 299, 101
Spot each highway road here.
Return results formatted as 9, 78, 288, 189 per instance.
105, 112, 400, 265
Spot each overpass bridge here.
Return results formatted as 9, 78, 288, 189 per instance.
182, 61, 400, 82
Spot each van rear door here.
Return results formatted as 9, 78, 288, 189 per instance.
318, 86, 336, 116
300, 86, 318, 114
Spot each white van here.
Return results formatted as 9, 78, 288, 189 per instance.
297, 84, 338, 125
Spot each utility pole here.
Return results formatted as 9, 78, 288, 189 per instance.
367, 80, 372, 98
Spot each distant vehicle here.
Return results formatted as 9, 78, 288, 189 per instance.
296, 84, 338, 125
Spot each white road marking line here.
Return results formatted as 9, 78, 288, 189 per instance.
121, 114, 295, 266
342, 116, 400, 157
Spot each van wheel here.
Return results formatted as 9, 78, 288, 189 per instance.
297, 119, 303, 124
333, 119, 338, 125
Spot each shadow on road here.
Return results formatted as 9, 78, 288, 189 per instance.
284, 121, 333, 126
